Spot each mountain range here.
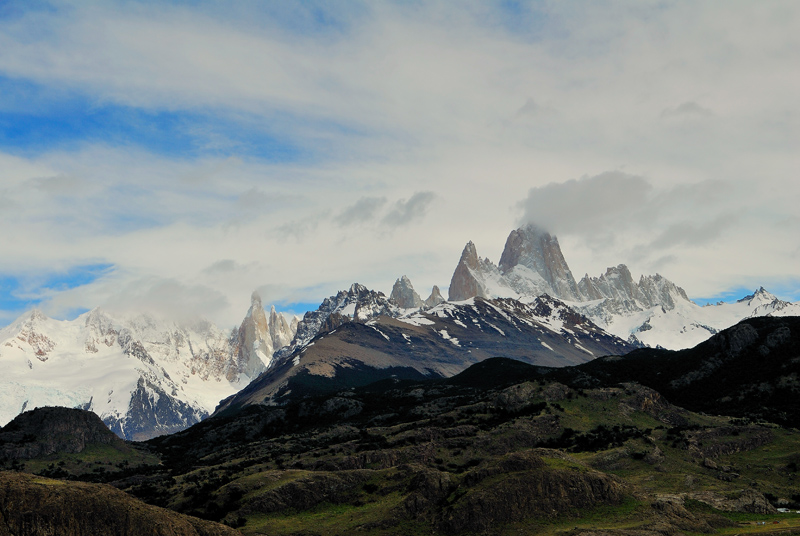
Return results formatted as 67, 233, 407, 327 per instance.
3, 315, 800, 535
0, 292, 297, 440
446, 224, 800, 349
1, 224, 798, 441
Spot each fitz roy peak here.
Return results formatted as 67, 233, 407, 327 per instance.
499, 226, 582, 301
0, 297, 297, 440
449, 224, 800, 350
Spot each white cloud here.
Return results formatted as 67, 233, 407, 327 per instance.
0, 2, 799, 324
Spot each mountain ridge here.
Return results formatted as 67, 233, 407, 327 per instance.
446, 224, 800, 349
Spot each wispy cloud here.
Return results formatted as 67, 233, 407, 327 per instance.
334, 196, 387, 226
381, 192, 436, 227
661, 101, 714, 119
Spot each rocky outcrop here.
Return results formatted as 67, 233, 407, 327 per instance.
0, 471, 239, 536
689, 489, 776, 515
389, 276, 424, 309
241, 470, 373, 514
437, 451, 626, 533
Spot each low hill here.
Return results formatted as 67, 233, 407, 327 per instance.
0, 471, 239, 536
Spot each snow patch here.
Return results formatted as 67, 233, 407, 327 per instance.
437, 329, 461, 347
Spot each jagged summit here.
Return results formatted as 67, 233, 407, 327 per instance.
444, 225, 738, 349
449, 242, 482, 301
739, 287, 775, 304
576, 265, 690, 313
390, 275, 424, 309
230, 291, 295, 379
275, 283, 399, 358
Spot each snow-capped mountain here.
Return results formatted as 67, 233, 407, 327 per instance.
0, 295, 297, 440
447, 224, 800, 350
275, 283, 399, 359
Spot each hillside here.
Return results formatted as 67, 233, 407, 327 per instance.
0, 471, 239, 536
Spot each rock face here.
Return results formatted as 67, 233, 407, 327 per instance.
0, 471, 239, 536
499, 225, 582, 301
577, 264, 690, 313
231, 292, 295, 378
389, 276, 424, 309
448, 242, 512, 301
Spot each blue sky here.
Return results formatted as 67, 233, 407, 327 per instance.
0, 0, 799, 327
0, 263, 112, 321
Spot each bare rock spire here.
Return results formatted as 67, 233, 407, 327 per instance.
448, 241, 485, 301
390, 275, 424, 309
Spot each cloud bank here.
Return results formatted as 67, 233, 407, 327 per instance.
0, 1, 798, 325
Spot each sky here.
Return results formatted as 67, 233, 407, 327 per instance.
0, 0, 799, 327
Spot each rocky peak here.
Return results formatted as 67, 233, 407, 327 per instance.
276, 283, 399, 358
233, 292, 271, 376
231, 292, 297, 379
588, 265, 641, 304
12, 309, 56, 360
460, 241, 480, 269
27, 309, 49, 324
638, 273, 690, 309
739, 287, 777, 305
498, 225, 581, 301
269, 305, 294, 350
449, 242, 490, 301
424, 285, 445, 308
390, 275, 424, 309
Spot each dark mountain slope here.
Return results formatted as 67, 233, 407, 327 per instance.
571, 316, 800, 426
215, 295, 634, 414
